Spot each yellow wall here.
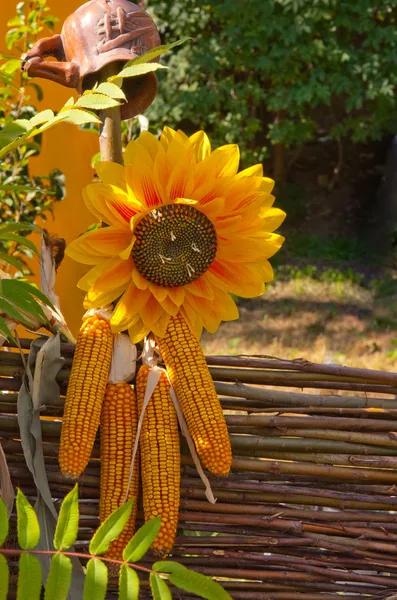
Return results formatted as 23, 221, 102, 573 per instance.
2, 1, 99, 336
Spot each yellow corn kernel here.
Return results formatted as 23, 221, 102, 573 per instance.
59, 314, 113, 478
100, 382, 139, 561
156, 313, 232, 477
136, 365, 180, 557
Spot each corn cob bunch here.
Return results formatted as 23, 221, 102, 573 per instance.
59, 312, 113, 479
99, 382, 139, 561
136, 365, 180, 557
156, 313, 232, 477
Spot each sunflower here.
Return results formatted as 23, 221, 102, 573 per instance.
66, 127, 286, 342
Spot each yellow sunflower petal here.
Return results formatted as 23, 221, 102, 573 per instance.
207, 259, 266, 297
131, 266, 148, 290
84, 283, 127, 310
128, 317, 150, 344
179, 305, 203, 339
261, 207, 287, 232
216, 239, 271, 263
161, 295, 179, 316
90, 257, 133, 296
125, 162, 162, 208
110, 284, 151, 332
95, 162, 127, 191
81, 226, 132, 257
83, 183, 141, 227
67, 227, 132, 265
167, 286, 185, 306
148, 282, 168, 303
236, 164, 264, 178
124, 138, 154, 167
165, 135, 195, 201
195, 144, 240, 189
151, 311, 171, 338
197, 197, 225, 220
77, 260, 112, 290
78, 257, 132, 292
139, 294, 163, 327
189, 130, 211, 162
261, 177, 276, 193
160, 126, 177, 151
136, 130, 161, 160
183, 273, 214, 300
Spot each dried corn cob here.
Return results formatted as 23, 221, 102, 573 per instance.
156, 313, 232, 476
136, 365, 180, 557
100, 382, 139, 560
59, 312, 113, 478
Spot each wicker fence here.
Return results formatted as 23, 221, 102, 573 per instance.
2, 340, 397, 599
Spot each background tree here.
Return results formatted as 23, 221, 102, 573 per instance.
144, 0, 397, 183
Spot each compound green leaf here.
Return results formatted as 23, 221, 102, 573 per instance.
17, 552, 42, 600
0, 554, 9, 600
153, 562, 232, 600
83, 558, 108, 600
126, 38, 191, 67
29, 110, 54, 127
123, 516, 161, 562
16, 489, 40, 550
0, 499, 9, 546
110, 63, 167, 81
75, 93, 121, 110
96, 82, 126, 100
149, 573, 172, 600
43, 554, 72, 600
89, 500, 133, 556
118, 565, 139, 600
54, 484, 79, 551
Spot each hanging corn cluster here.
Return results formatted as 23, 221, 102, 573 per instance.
100, 381, 139, 560
156, 313, 232, 477
59, 310, 113, 479
98, 333, 139, 561
136, 364, 180, 557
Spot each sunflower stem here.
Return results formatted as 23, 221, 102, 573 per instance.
98, 64, 123, 164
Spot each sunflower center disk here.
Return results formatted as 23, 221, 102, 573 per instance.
132, 204, 217, 288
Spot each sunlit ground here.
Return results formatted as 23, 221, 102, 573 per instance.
201, 275, 397, 372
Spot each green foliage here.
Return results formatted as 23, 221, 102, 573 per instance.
16, 488, 40, 550
53, 484, 79, 551
0, 554, 9, 600
89, 499, 134, 556
1, 487, 231, 599
119, 565, 140, 600
145, 0, 397, 164
17, 553, 42, 600
0, 500, 8, 546
150, 573, 172, 600
83, 559, 108, 600
0, 0, 65, 276
154, 561, 232, 600
123, 515, 162, 562
44, 554, 72, 600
